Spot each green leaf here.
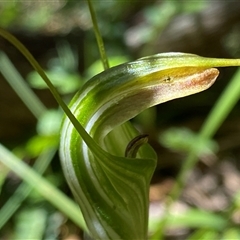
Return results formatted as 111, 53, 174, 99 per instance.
187, 229, 219, 240
159, 127, 218, 157
37, 109, 62, 136
26, 135, 58, 158
27, 69, 81, 94
14, 208, 47, 240
221, 228, 240, 240
149, 208, 227, 234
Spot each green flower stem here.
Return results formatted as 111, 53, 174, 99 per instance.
0, 143, 88, 232
87, 0, 109, 70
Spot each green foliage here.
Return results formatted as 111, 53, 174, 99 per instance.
0, 1, 62, 31
149, 208, 227, 234
27, 41, 81, 95
159, 127, 218, 158
1, 1, 240, 240
14, 208, 47, 240
0, 2, 20, 27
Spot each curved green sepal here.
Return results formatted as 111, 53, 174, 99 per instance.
60, 53, 240, 239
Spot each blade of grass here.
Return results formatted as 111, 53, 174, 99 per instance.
0, 51, 46, 118
0, 148, 56, 229
149, 208, 227, 232
14, 207, 47, 240
0, 143, 88, 233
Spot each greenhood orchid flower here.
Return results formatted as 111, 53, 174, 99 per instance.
1, 26, 240, 240
59, 53, 240, 239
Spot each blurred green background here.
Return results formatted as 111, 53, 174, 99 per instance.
1, 1, 240, 239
